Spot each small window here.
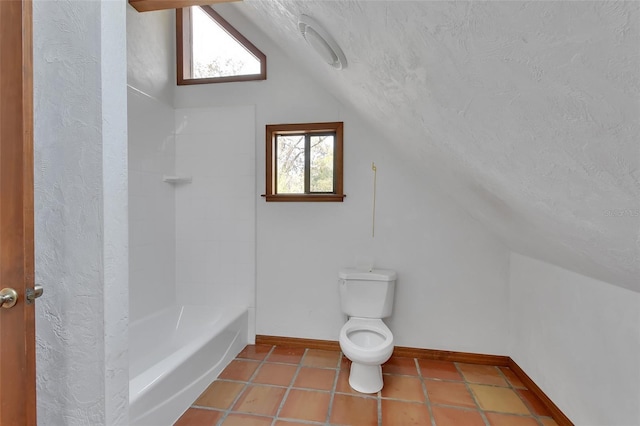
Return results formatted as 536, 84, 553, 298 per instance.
265, 122, 345, 202
176, 6, 266, 85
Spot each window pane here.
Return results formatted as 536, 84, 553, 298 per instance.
310, 135, 334, 193
191, 6, 261, 78
277, 135, 305, 194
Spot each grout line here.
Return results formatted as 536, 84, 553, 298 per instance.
416, 357, 437, 426
271, 348, 307, 425
215, 345, 276, 426
325, 352, 343, 424
377, 387, 382, 426
496, 367, 547, 425
183, 345, 550, 426
455, 362, 491, 426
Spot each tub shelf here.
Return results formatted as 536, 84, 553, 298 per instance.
162, 175, 192, 184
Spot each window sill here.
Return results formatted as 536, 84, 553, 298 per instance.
262, 194, 346, 202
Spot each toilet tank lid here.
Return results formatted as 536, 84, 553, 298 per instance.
338, 268, 397, 281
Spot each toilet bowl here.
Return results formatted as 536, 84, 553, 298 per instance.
339, 317, 394, 393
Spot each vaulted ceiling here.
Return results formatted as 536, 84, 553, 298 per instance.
233, 1, 639, 292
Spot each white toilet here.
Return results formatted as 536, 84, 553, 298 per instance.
338, 268, 396, 394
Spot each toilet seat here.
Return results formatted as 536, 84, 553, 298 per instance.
339, 318, 394, 365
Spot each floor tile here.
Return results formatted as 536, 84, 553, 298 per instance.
237, 344, 273, 361
382, 356, 419, 376
381, 375, 425, 402
425, 380, 476, 409
499, 366, 526, 388
279, 389, 331, 422
232, 384, 286, 416
516, 389, 552, 416
221, 413, 273, 426
381, 399, 431, 425
194, 380, 245, 409
340, 354, 351, 370
293, 367, 336, 390
457, 363, 508, 386
174, 407, 223, 426
330, 393, 378, 425
218, 359, 260, 381
252, 362, 297, 387
431, 406, 485, 426
181, 344, 567, 426
335, 369, 361, 395
469, 384, 530, 415
267, 346, 305, 364
418, 359, 464, 381
303, 349, 341, 368
486, 412, 540, 426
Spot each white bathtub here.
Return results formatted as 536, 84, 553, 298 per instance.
129, 305, 248, 426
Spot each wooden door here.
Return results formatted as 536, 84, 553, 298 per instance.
0, 0, 37, 425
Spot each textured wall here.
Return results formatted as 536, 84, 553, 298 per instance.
509, 253, 640, 425
238, 0, 640, 292
174, 5, 511, 355
34, 0, 129, 424
126, 4, 175, 105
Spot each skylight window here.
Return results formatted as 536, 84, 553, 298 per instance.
177, 6, 266, 84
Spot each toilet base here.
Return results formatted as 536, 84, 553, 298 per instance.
348, 362, 384, 394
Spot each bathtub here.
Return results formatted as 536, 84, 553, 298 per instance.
129, 305, 248, 426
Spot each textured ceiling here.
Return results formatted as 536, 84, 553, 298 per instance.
233, 0, 639, 291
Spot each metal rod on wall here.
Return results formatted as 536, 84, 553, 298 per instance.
372, 162, 377, 238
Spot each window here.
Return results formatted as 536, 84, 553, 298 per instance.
264, 122, 345, 202
176, 6, 266, 85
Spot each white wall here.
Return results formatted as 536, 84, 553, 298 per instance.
127, 5, 177, 322
34, 0, 129, 424
509, 253, 640, 426
174, 4, 510, 355
174, 106, 256, 316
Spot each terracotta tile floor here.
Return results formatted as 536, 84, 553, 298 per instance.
175, 344, 560, 426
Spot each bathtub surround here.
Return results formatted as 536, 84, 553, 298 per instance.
128, 88, 177, 322
174, 106, 256, 311
127, 97, 256, 422
34, 0, 129, 424
126, 4, 256, 422
127, 3, 178, 324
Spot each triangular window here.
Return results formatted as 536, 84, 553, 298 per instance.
177, 6, 266, 84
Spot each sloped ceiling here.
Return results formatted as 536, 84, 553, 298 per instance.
233, 1, 639, 292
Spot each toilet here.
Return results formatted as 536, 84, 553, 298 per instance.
338, 268, 396, 394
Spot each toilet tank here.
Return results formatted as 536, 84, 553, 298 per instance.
338, 268, 397, 318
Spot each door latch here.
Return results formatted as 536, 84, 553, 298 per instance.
26, 285, 43, 304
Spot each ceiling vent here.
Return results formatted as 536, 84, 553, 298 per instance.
298, 14, 347, 70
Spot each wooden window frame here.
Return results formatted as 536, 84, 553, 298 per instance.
264, 122, 345, 202
176, 6, 267, 85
